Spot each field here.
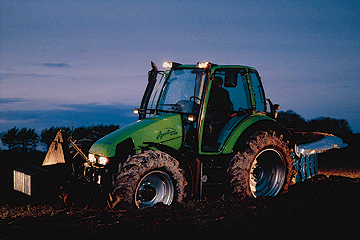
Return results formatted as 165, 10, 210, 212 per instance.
1, 148, 359, 239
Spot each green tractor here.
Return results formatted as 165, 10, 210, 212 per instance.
84, 61, 347, 209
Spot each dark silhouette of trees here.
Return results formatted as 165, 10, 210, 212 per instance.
41, 127, 70, 149
277, 110, 307, 129
72, 124, 119, 140
307, 117, 353, 142
277, 110, 353, 142
1, 127, 19, 150
1, 127, 39, 151
1, 124, 120, 153
40, 124, 119, 151
0, 115, 355, 153
17, 128, 40, 151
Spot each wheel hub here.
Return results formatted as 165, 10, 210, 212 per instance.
137, 182, 157, 202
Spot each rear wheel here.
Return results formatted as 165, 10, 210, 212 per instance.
228, 130, 294, 198
111, 150, 187, 209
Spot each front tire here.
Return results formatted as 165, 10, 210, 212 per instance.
111, 150, 187, 209
228, 130, 294, 198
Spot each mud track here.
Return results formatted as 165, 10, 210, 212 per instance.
1, 147, 360, 239
1, 173, 359, 240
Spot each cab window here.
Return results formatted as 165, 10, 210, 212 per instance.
249, 71, 266, 112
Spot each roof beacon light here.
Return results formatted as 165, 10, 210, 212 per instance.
197, 62, 210, 68
163, 62, 173, 68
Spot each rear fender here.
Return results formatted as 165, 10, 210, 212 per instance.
220, 115, 290, 154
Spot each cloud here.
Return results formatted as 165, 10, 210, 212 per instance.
0, 102, 138, 133
41, 63, 70, 68
0, 98, 28, 104
0, 72, 49, 81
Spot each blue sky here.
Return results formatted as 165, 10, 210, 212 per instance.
1, 0, 359, 133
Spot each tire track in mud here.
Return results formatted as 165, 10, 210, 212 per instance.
1, 174, 360, 239
318, 166, 360, 178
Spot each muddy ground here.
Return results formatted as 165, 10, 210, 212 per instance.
1, 149, 360, 240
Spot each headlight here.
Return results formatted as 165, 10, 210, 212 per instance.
99, 156, 110, 165
88, 153, 110, 165
187, 115, 196, 122
89, 153, 96, 163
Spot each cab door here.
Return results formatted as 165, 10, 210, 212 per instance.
199, 68, 252, 153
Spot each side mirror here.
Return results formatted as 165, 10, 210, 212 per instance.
274, 104, 280, 111
266, 99, 280, 118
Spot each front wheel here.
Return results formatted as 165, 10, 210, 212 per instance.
228, 130, 294, 198
111, 150, 187, 210
135, 170, 174, 208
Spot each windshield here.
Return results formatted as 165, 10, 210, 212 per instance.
157, 68, 206, 114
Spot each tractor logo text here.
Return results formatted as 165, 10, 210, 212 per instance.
157, 128, 178, 140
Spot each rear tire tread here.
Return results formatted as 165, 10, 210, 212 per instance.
228, 130, 295, 198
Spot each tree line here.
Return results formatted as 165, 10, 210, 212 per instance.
0, 110, 356, 152
276, 110, 354, 141
1, 124, 119, 152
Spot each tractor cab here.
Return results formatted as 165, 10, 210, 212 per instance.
139, 62, 270, 154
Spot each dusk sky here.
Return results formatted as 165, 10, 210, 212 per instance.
1, 0, 359, 134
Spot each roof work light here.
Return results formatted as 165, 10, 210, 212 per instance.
163, 62, 181, 69
197, 62, 209, 68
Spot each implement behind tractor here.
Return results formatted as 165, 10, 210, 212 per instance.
13, 131, 94, 199
14, 61, 348, 209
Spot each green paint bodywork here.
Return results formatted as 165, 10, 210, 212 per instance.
89, 63, 274, 159
89, 113, 183, 157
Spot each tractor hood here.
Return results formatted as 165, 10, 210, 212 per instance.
89, 113, 183, 158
